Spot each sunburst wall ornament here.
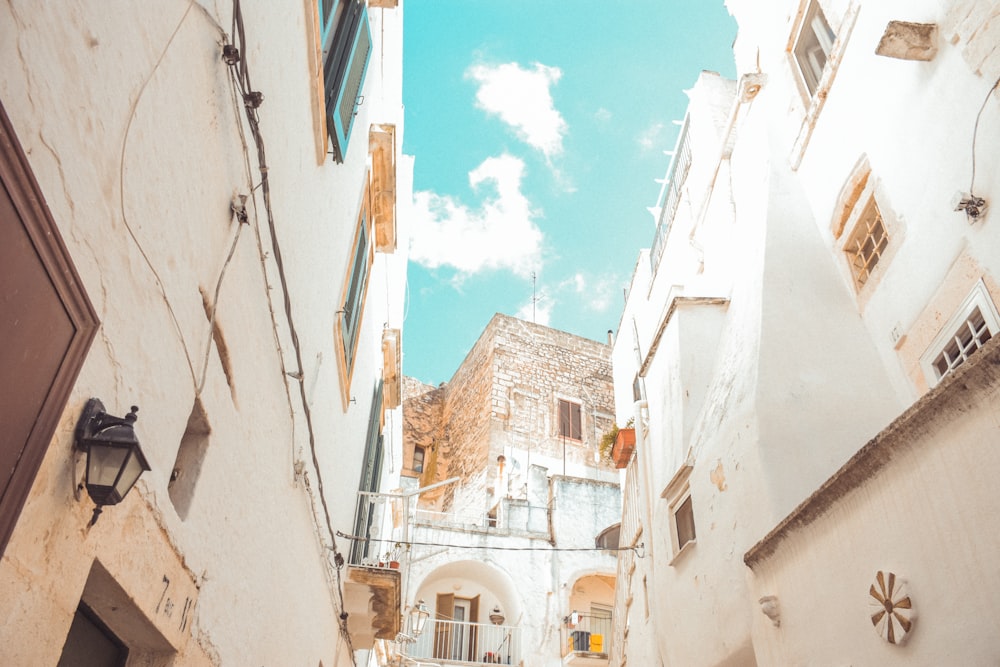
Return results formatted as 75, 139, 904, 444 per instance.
868, 570, 915, 644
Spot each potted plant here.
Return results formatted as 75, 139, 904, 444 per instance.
610, 419, 635, 468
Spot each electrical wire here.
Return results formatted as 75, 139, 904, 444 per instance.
226, 0, 356, 660
970, 73, 1000, 196
336, 531, 646, 556
118, 0, 202, 390
118, 0, 235, 400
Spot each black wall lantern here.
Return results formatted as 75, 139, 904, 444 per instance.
74, 398, 150, 525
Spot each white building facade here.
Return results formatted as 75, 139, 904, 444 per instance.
398, 316, 623, 667
611, 1, 1000, 665
1, 1, 410, 665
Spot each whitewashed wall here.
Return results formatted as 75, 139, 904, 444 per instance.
0, 1, 406, 665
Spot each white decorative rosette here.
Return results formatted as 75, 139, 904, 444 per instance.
868, 570, 914, 644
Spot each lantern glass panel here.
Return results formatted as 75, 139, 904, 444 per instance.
115, 450, 146, 499
88, 445, 129, 488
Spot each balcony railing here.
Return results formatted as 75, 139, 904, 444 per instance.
414, 499, 551, 536
650, 114, 693, 272
405, 619, 521, 666
561, 613, 613, 657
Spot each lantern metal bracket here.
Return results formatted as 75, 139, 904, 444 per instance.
74, 398, 138, 448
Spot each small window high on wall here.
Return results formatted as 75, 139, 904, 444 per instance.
921, 280, 1000, 386
558, 399, 582, 440
793, 0, 837, 97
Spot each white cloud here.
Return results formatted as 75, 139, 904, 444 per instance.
466, 62, 568, 159
515, 297, 552, 327
594, 107, 612, 123
559, 272, 619, 313
637, 121, 666, 151
409, 154, 543, 278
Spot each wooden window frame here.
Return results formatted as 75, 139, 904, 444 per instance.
322, 0, 372, 164
843, 196, 888, 290
307, 0, 373, 164
336, 182, 373, 408
349, 381, 384, 566
557, 398, 582, 441
792, 0, 836, 98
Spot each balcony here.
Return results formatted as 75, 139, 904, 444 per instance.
343, 493, 402, 648
561, 613, 612, 666
649, 114, 692, 272
404, 619, 522, 666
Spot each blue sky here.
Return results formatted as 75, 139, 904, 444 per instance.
401, 1, 737, 386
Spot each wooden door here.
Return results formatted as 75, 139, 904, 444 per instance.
0, 99, 98, 555
433, 593, 454, 659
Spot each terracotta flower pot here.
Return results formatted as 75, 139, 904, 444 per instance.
611, 427, 636, 468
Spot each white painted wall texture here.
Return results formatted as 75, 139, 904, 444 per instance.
0, 1, 408, 665
612, 0, 1000, 665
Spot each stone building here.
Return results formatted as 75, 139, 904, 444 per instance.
1, 1, 409, 666
397, 314, 623, 667
610, 1, 1000, 666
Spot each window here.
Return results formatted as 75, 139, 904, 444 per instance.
558, 399, 582, 440
921, 281, 1000, 385
412, 445, 425, 474
350, 381, 384, 566
933, 307, 992, 377
319, 0, 372, 163
844, 197, 888, 289
672, 492, 696, 551
337, 186, 372, 404
595, 523, 621, 550
793, 0, 836, 97
661, 464, 695, 563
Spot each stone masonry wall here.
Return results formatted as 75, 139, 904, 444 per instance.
400, 376, 444, 506
488, 315, 616, 480
404, 314, 618, 516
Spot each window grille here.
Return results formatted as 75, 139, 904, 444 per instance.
845, 198, 887, 288
933, 306, 992, 378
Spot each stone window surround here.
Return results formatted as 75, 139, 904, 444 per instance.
843, 197, 888, 291
792, 0, 836, 98
830, 157, 903, 308
661, 464, 696, 564
920, 279, 1000, 388
787, 0, 860, 170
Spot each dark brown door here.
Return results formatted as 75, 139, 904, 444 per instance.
0, 99, 98, 555
433, 592, 454, 659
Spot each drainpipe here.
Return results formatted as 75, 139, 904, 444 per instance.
632, 400, 654, 556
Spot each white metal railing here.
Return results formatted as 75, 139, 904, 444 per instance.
405, 620, 521, 665
650, 115, 693, 272
414, 501, 551, 535
561, 613, 613, 656
414, 507, 492, 529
